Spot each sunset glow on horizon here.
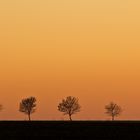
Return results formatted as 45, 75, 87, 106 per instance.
0, 0, 140, 120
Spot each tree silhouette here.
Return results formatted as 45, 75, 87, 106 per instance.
19, 97, 36, 121
0, 104, 3, 112
58, 96, 81, 121
105, 102, 122, 121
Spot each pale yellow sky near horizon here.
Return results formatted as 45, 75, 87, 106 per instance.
0, 0, 140, 120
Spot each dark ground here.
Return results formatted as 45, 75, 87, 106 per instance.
0, 121, 140, 139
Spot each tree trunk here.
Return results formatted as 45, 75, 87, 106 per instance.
69, 114, 72, 121
112, 115, 114, 121
28, 113, 31, 121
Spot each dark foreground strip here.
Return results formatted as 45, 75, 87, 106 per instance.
0, 121, 140, 140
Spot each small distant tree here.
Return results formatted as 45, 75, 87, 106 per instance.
105, 102, 122, 121
19, 97, 37, 121
58, 96, 81, 121
0, 104, 3, 112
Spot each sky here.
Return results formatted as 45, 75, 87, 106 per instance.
0, 0, 140, 120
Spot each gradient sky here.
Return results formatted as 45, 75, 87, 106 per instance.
0, 0, 140, 120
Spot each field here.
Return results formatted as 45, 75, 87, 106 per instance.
0, 121, 140, 139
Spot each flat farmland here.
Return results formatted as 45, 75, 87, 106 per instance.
0, 121, 140, 139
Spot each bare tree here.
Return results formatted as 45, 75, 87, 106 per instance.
105, 102, 122, 121
58, 96, 81, 121
0, 104, 3, 112
19, 97, 37, 121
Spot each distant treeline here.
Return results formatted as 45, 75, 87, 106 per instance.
0, 96, 122, 121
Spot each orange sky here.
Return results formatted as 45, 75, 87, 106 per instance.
0, 0, 140, 120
